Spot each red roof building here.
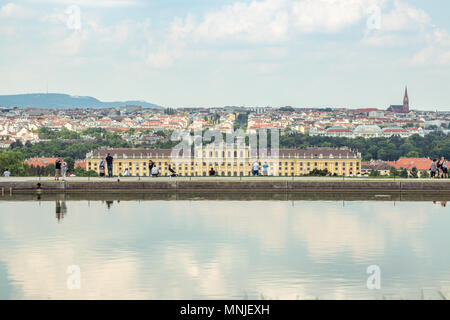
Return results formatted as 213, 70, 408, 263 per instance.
390, 158, 431, 171
24, 158, 59, 167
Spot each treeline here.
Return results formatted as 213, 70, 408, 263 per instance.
278, 132, 450, 161
5, 127, 450, 164
10, 127, 131, 160
136, 131, 450, 161
0, 150, 98, 177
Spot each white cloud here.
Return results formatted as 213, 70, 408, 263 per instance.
291, 0, 382, 33
409, 29, 450, 66
146, 45, 179, 68
53, 31, 86, 56
380, 0, 430, 32
411, 47, 450, 67
0, 2, 29, 19
195, 0, 289, 43
23, 0, 141, 8
146, 0, 389, 67
362, 0, 432, 46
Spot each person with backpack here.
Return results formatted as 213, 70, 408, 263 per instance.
99, 158, 106, 177
430, 159, 437, 178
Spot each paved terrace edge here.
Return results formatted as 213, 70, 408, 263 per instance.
1, 180, 450, 194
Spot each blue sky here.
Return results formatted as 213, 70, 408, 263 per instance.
1, 0, 449, 110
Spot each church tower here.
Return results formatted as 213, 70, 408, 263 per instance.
403, 86, 409, 113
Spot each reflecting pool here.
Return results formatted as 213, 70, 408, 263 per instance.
0, 193, 449, 299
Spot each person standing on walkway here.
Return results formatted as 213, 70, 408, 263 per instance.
430, 159, 437, 178
149, 160, 154, 173
442, 157, 448, 179
252, 161, 260, 176
99, 158, 106, 177
262, 162, 269, 176
61, 159, 68, 179
151, 165, 159, 177
3, 168, 10, 177
106, 153, 114, 177
438, 157, 445, 179
55, 158, 62, 181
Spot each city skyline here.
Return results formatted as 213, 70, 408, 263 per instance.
1, 86, 447, 112
1, 0, 450, 110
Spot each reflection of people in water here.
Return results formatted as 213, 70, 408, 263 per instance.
55, 200, 68, 222
433, 201, 447, 207
106, 201, 113, 209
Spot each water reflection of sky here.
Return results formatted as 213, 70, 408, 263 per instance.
0, 199, 449, 300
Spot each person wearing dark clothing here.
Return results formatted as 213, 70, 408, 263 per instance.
106, 153, 114, 177
209, 168, 216, 176
437, 158, 444, 179
168, 165, 178, 177
149, 160, 154, 173
55, 159, 62, 180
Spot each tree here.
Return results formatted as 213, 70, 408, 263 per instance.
369, 169, 381, 177
399, 168, 409, 178
389, 167, 399, 177
64, 157, 75, 172
406, 150, 420, 158
420, 170, 430, 178
308, 168, 329, 176
410, 167, 418, 178
74, 167, 99, 177
0, 150, 29, 176
279, 106, 295, 112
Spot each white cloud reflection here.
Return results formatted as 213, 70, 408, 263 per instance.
0, 199, 449, 299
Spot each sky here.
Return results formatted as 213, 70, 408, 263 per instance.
0, 0, 449, 110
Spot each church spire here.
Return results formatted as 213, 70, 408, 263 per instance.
403, 86, 409, 112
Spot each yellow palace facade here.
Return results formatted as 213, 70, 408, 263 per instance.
86, 147, 362, 177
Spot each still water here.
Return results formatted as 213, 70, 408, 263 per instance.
0, 193, 449, 300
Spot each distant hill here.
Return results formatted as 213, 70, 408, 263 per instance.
0, 93, 163, 109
